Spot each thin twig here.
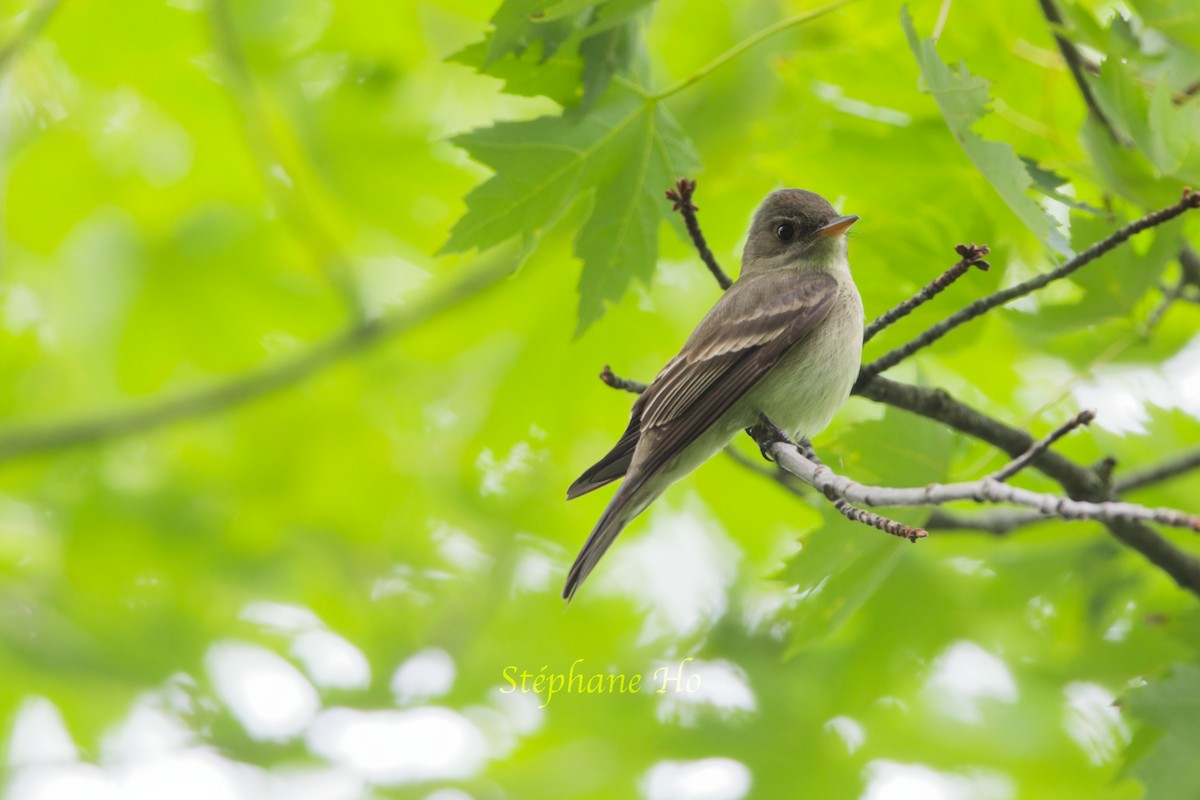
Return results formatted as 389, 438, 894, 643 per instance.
1036, 0, 1123, 144
599, 365, 648, 394
989, 408, 1095, 482
665, 179, 732, 289
1117, 449, 1200, 494
862, 243, 990, 342
830, 497, 928, 540
858, 188, 1200, 384
0, 250, 519, 463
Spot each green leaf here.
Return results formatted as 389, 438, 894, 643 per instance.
1091, 54, 1200, 181
581, 0, 657, 36
1079, 115, 1163, 207
782, 407, 954, 652
534, 0, 655, 33
449, 39, 583, 106
533, 0, 603, 22
1149, 78, 1197, 176
1128, 0, 1200, 49
1122, 664, 1200, 800
1051, 1, 1109, 51
782, 515, 909, 654
484, 0, 577, 66
833, 406, 958, 488
442, 84, 698, 331
468, 0, 650, 107
578, 20, 635, 113
1021, 156, 1104, 215
901, 6, 1072, 256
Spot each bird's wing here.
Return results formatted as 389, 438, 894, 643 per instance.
566, 394, 645, 499
633, 270, 838, 479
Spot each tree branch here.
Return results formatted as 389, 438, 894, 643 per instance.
863, 243, 990, 342
604, 367, 1196, 546
1036, 0, 1123, 144
853, 376, 1104, 496
858, 188, 1200, 384
765, 436, 1199, 532
0, 250, 518, 463
855, 375, 1200, 595
747, 415, 928, 541
665, 179, 732, 289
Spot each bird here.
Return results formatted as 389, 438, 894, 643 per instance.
563, 188, 864, 600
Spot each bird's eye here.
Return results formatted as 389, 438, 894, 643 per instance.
775, 223, 795, 242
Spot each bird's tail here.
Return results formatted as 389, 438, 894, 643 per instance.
562, 477, 658, 601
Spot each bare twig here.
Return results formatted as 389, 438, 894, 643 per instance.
665, 179, 732, 289
1117, 449, 1200, 494
858, 188, 1200, 384
989, 408, 1095, 482
0, 250, 518, 463
828, 497, 928, 540
863, 243, 990, 342
1037, 0, 1123, 144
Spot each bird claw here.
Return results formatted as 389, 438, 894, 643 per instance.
749, 414, 790, 461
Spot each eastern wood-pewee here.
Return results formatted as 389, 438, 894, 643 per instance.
564, 189, 863, 600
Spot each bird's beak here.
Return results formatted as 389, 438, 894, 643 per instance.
816, 214, 859, 238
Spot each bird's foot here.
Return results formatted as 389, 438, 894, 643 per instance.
748, 414, 791, 462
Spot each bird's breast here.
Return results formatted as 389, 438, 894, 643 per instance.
740, 284, 864, 438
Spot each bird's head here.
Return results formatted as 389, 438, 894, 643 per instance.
741, 189, 858, 277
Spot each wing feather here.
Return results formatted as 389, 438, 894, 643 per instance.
635, 271, 837, 476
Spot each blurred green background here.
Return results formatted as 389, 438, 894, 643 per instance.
2, 0, 1200, 798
